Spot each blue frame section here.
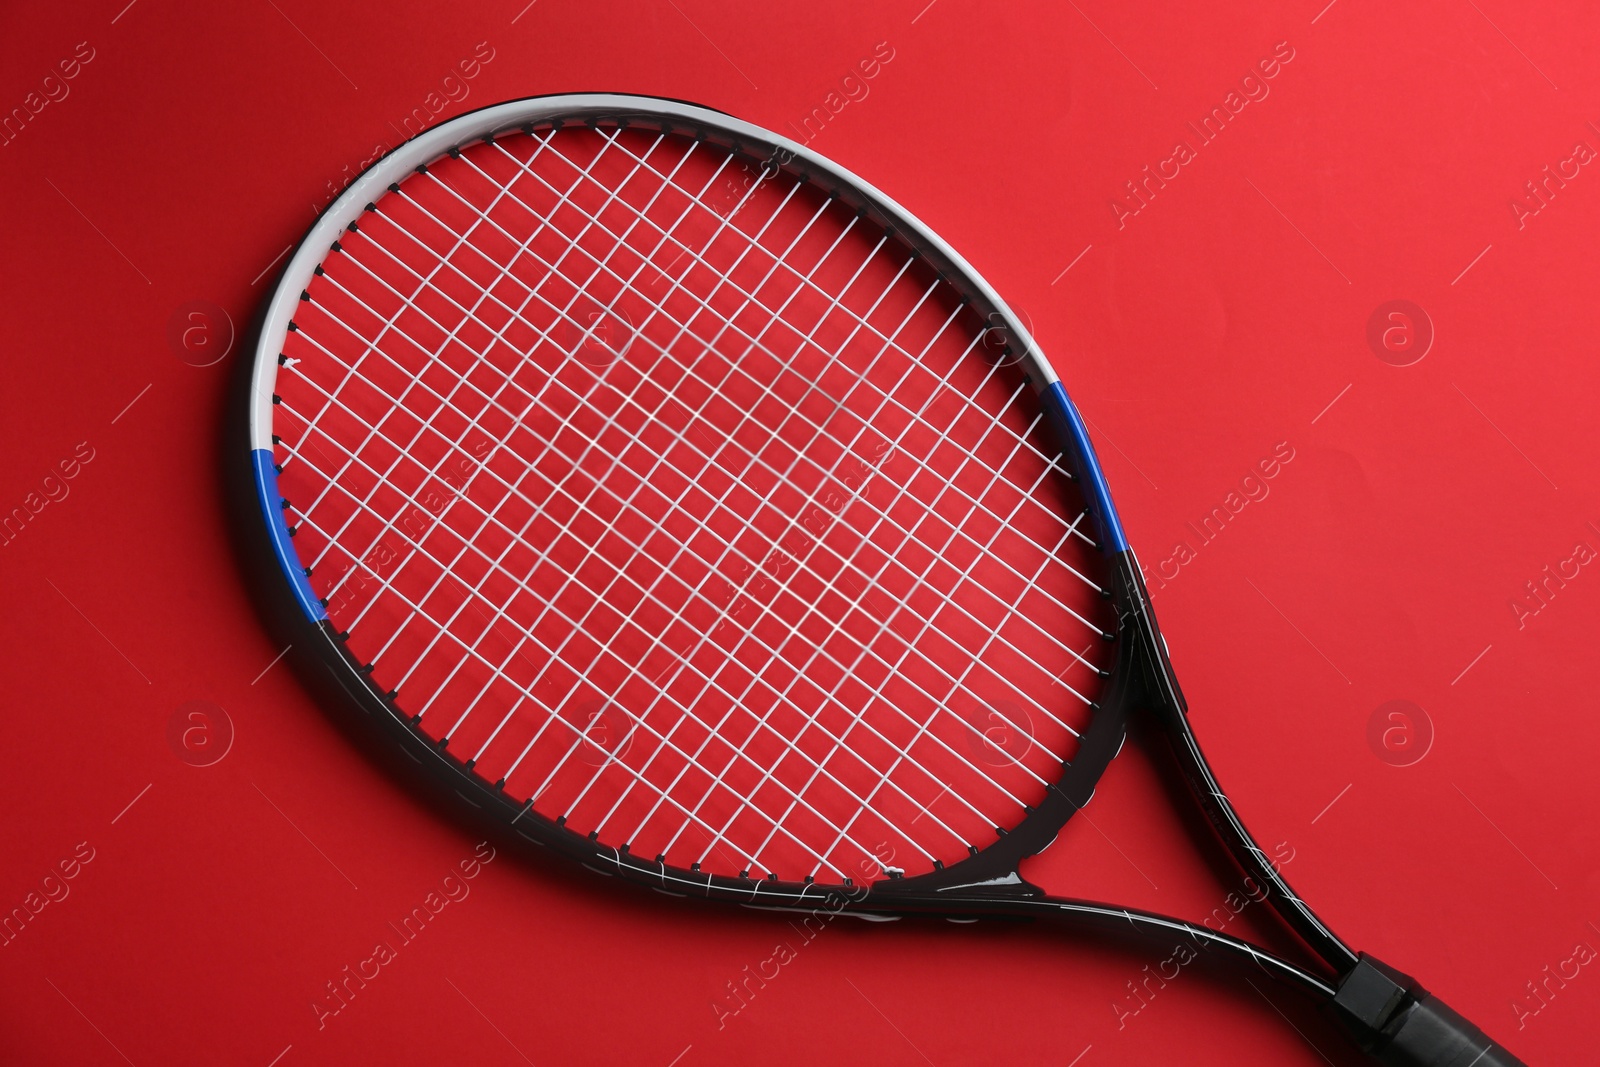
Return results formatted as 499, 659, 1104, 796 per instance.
1038, 382, 1129, 553
251, 448, 329, 622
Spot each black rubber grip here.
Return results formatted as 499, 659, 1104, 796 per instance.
1370, 994, 1527, 1067
1331, 955, 1528, 1066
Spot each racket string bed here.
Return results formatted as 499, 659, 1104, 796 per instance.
283, 412, 1011, 870
278, 340, 1049, 876
372, 163, 1109, 677
304, 260, 1109, 695
284, 261, 1072, 800
275, 131, 1100, 883
524, 129, 1075, 474
280, 460, 941, 878
312, 157, 1068, 643
300, 224, 1100, 693
273, 123, 1107, 883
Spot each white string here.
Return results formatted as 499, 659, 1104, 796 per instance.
281, 437, 897, 873
750, 444, 1090, 872
469, 135, 1101, 565
517, 132, 1079, 488
354, 200, 1104, 738
288, 321, 1007, 862
308, 143, 985, 831
276, 124, 1108, 880
296, 258, 1074, 811
415, 152, 1110, 641
285, 126, 590, 535
381, 165, 1111, 681
282, 162, 1015, 851
288, 281, 1036, 857
376, 154, 1036, 857
292, 131, 1088, 857
808, 503, 1090, 867
300, 141, 992, 863
325, 129, 725, 656
296, 497, 796, 870
312, 173, 1094, 767
278, 354, 1013, 847
295, 126, 694, 591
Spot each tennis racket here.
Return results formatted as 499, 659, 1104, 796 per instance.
240, 93, 1525, 1065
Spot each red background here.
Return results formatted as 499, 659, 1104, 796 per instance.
1, 0, 1597, 1064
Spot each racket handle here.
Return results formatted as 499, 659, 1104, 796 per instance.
1367, 993, 1527, 1066
1333, 954, 1528, 1066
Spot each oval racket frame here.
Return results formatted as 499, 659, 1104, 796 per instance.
244, 93, 1335, 997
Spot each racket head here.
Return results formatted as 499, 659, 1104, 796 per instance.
242, 93, 1148, 908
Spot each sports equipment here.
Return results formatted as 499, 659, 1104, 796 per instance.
241, 93, 1526, 1065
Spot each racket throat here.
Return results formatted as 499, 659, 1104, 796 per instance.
1111, 546, 1362, 977
1109, 549, 1187, 717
